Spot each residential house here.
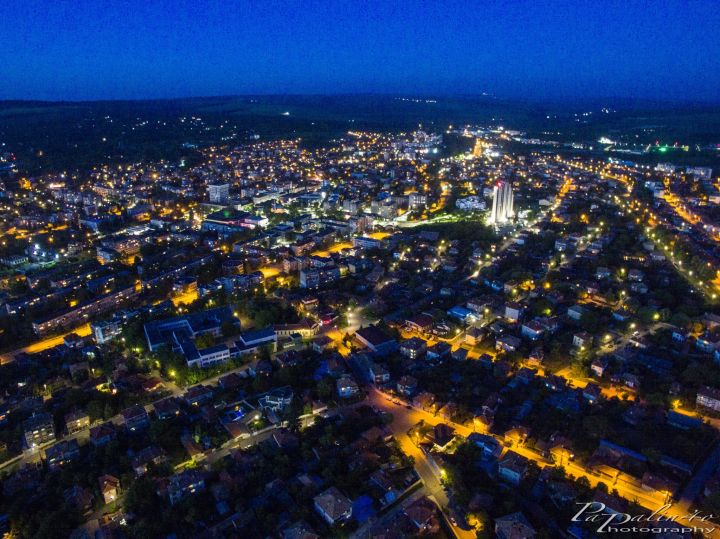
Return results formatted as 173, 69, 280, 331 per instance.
45, 439, 80, 469
336, 376, 359, 399
429, 423, 455, 450
696, 333, 720, 354
122, 405, 150, 432
595, 267, 611, 280
355, 326, 397, 355
528, 346, 544, 366
400, 337, 427, 360
413, 392, 436, 411
573, 331, 593, 350
495, 512, 536, 539
448, 306, 475, 323
671, 328, 688, 343
99, 474, 121, 504
544, 374, 566, 392
521, 320, 545, 341
397, 375, 418, 397
405, 313, 434, 334
184, 385, 214, 407
465, 326, 485, 346
404, 497, 439, 534
131, 446, 166, 476
64, 410, 90, 434
467, 433, 502, 458
168, 469, 205, 504
591, 357, 608, 378
451, 348, 468, 361
641, 472, 679, 498
89, 423, 116, 447
64, 485, 93, 514
154, 397, 181, 420
275, 350, 303, 369
583, 383, 602, 404
281, 521, 320, 539
312, 335, 333, 353
567, 305, 584, 321
313, 486, 352, 526
427, 341, 451, 360
273, 429, 300, 450
496, 335, 521, 352
23, 412, 55, 448
498, 451, 529, 486
505, 302, 524, 323
369, 362, 390, 384
259, 387, 294, 412
697, 386, 720, 412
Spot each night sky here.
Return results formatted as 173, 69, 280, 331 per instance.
3, 0, 719, 102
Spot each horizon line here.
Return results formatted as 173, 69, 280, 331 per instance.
2, 92, 720, 109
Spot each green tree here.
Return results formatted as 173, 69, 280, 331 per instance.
317, 377, 334, 401
194, 333, 215, 349
582, 415, 610, 440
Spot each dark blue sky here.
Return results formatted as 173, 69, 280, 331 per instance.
3, 0, 719, 102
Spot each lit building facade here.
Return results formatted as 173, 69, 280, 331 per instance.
489, 180, 514, 225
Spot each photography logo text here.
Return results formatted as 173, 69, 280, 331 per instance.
573, 502, 717, 535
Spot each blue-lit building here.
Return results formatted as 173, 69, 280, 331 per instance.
144, 306, 240, 368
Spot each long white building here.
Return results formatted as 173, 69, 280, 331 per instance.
489, 180, 514, 225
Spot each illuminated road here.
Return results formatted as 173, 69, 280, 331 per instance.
367, 389, 482, 539
311, 241, 353, 258
258, 264, 282, 279
365, 388, 717, 536
563, 157, 719, 301
613, 195, 719, 301
171, 288, 198, 307
0, 323, 92, 364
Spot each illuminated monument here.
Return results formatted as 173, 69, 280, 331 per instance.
489, 180, 514, 225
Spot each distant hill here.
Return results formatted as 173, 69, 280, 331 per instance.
1, 95, 719, 174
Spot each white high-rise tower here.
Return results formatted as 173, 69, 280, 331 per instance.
208, 183, 230, 204
489, 180, 514, 225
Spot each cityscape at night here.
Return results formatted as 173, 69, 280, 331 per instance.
2, 1, 720, 538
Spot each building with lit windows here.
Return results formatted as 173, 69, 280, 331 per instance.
207, 182, 230, 204
23, 413, 55, 448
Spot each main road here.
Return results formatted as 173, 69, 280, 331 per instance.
366, 388, 481, 539
366, 387, 720, 537
0, 323, 93, 364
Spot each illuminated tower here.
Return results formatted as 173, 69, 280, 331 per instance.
472, 138, 484, 157
489, 180, 514, 225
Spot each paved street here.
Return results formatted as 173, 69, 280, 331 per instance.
367, 388, 482, 539
367, 387, 720, 537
